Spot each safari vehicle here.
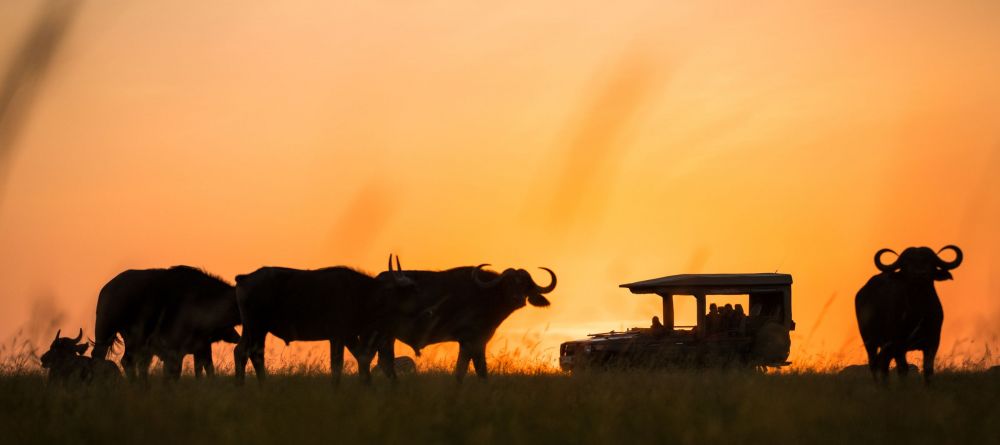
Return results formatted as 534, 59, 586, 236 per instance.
559, 273, 795, 371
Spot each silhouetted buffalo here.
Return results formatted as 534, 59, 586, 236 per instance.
40, 329, 121, 383
91, 266, 241, 381
233, 258, 418, 385
855, 245, 962, 384
360, 260, 555, 381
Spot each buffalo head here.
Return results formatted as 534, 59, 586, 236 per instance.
874, 245, 963, 281
39, 328, 87, 369
472, 264, 556, 307
373, 254, 421, 314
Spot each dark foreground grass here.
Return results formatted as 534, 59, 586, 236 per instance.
2, 370, 999, 444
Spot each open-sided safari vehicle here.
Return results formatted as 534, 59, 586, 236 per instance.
559, 273, 795, 370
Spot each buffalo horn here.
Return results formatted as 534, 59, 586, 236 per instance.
534, 267, 557, 293
936, 245, 963, 270
874, 248, 899, 273
71, 328, 83, 343
472, 264, 504, 288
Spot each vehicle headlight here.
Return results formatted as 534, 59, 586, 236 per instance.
584, 345, 593, 353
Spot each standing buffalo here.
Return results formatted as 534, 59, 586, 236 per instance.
233, 258, 418, 385
359, 260, 555, 381
91, 266, 241, 381
855, 245, 962, 384
40, 329, 121, 383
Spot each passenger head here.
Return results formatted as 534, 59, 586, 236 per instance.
735, 304, 745, 316
709, 303, 718, 314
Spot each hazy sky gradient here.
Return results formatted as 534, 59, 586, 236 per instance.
2, 0, 998, 367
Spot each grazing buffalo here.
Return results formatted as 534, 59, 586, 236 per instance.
855, 245, 962, 384
233, 258, 419, 385
359, 259, 555, 381
40, 329, 121, 383
91, 266, 241, 381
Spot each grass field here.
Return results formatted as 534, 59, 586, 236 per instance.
3, 334, 998, 444
2, 368, 999, 445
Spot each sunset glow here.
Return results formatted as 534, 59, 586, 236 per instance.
2, 0, 999, 370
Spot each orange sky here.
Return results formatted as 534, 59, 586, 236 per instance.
1, 0, 998, 369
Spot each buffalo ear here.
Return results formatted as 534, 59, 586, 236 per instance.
934, 270, 953, 281
74, 343, 89, 355
527, 294, 551, 307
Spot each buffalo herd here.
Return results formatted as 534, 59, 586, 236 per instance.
42, 255, 557, 385
40, 244, 964, 386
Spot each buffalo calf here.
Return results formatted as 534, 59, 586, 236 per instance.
40, 329, 121, 383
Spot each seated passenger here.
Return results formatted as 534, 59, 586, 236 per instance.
651, 315, 663, 330
734, 304, 747, 335
707, 303, 720, 334
723, 304, 735, 332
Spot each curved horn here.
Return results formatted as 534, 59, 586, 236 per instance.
472, 264, 505, 288
874, 248, 899, 273
387, 254, 394, 272
936, 245, 963, 270
534, 267, 557, 293
71, 328, 83, 343
54, 329, 61, 342
396, 255, 402, 274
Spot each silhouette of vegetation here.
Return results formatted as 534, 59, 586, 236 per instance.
1, 365, 999, 443
0, 0, 80, 194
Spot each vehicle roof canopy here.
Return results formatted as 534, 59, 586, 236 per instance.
620, 273, 792, 295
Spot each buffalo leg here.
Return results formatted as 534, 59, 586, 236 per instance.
329, 339, 345, 385
235, 328, 266, 384
894, 351, 910, 378
454, 344, 473, 382
121, 348, 136, 381
135, 349, 153, 384
346, 338, 372, 383
194, 345, 214, 378
471, 344, 488, 380
873, 345, 894, 384
375, 336, 396, 383
922, 346, 938, 385
194, 354, 203, 379
355, 356, 375, 386
248, 340, 267, 383
864, 343, 879, 381
202, 355, 215, 378
162, 354, 183, 381
234, 337, 250, 384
